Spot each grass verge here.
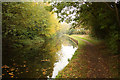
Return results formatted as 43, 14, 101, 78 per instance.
56, 35, 95, 78
56, 34, 119, 78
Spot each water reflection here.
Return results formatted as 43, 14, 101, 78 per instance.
52, 44, 77, 78
2, 36, 77, 78
2, 36, 61, 78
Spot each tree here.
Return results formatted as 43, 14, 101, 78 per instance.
2, 2, 61, 47
48, 2, 120, 54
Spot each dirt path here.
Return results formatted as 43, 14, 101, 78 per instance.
57, 35, 119, 78
82, 42, 111, 78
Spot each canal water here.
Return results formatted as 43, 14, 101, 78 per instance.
2, 36, 77, 78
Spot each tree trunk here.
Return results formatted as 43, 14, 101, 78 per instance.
114, 3, 120, 28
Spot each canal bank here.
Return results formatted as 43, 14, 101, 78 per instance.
2, 35, 78, 78
56, 35, 119, 78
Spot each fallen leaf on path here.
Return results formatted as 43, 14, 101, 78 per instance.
15, 69, 18, 72
88, 61, 90, 63
87, 74, 90, 77
106, 69, 108, 72
26, 71, 29, 72
70, 73, 72, 75
98, 57, 101, 60
9, 72, 14, 75
23, 61, 27, 63
113, 66, 116, 69
13, 63, 16, 65
23, 65, 26, 67
98, 69, 101, 72
11, 76, 14, 78
104, 67, 106, 69
80, 67, 82, 70
63, 75, 66, 77
10, 68, 15, 71
36, 69, 39, 71
21, 72, 23, 73
87, 66, 90, 69
70, 68, 72, 71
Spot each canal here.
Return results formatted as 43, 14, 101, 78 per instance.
2, 36, 77, 78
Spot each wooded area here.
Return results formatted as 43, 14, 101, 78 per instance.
2, 1, 120, 79
48, 2, 120, 54
2, 2, 61, 48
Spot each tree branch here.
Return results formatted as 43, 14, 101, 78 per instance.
104, 2, 114, 11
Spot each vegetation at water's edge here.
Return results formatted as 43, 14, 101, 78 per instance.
48, 2, 120, 55
2, 1, 120, 78
2, 2, 61, 48
56, 35, 96, 78
2, 2, 63, 78
66, 34, 100, 44
56, 35, 119, 78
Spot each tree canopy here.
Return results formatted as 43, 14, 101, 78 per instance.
2, 2, 61, 48
48, 2, 120, 54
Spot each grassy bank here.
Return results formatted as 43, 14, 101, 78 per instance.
68, 35, 100, 44
56, 35, 119, 78
56, 35, 96, 78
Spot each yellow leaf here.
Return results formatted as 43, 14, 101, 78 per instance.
36, 69, 39, 71
7, 70, 9, 72
23, 65, 26, 67
9, 73, 14, 75
10, 68, 15, 71
43, 71, 46, 75
70, 68, 72, 71
11, 76, 14, 78
26, 71, 29, 73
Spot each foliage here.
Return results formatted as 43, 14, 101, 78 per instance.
2, 36, 62, 78
67, 28, 88, 35
2, 2, 61, 47
2, 2, 62, 78
60, 22, 71, 34
49, 2, 120, 54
